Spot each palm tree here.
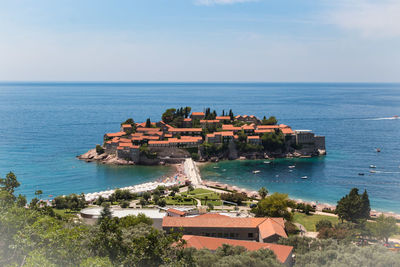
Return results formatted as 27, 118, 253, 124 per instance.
258, 187, 268, 199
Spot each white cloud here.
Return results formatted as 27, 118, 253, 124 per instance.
326, 0, 400, 38
195, 0, 257, 6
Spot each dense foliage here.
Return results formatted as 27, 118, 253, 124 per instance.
336, 188, 370, 223
251, 192, 294, 221
162, 107, 192, 127
278, 236, 400, 267
220, 192, 248, 205
261, 130, 285, 151
261, 116, 278, 125
1, 174, 399, 267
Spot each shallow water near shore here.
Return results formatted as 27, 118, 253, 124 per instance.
0, 82, 399, 212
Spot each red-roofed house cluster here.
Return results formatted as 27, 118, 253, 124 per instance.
163, 213, 294, 266
96, 108, 325, 164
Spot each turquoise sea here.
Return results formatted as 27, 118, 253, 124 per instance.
0, 83, 399, 212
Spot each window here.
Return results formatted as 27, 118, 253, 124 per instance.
230, 233, 235, 238
211, 233, 216, 237
217, 233, 222, 237
248, 233, 254, 238
205, 233, 210, 236
223, 233, 228, 238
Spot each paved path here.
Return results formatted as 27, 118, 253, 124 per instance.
183, 158, 202, 186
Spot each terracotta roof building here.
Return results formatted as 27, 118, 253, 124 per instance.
182, 235, 293, 266
163, 213, 287, 243
191, 112, 205, 120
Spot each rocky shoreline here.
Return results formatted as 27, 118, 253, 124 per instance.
77, 147, 326, 166
77, 149, 137, 165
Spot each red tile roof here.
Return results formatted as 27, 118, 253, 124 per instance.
216, 116, 231, 120
182, 235, 293, 264
200, 120, 220, 123
168, 128, 202, 132
121, 124, 132, 128
257, 125, 280, 129
241, 125, 255, 130
247, 136, 260, 139
167, 208, 186, 216
192, 112, 205, 116
222, 125, 241, 131
105, 132, 126, 137
281, 127, 294, 135
136, 127, 161, 132
184, 118, 192, 122
221, 131, 234, 137
163, 214, 286, 241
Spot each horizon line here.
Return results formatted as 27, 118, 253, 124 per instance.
1, 81, 399, 84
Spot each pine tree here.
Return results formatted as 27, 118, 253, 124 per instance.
99, 203, 112, 223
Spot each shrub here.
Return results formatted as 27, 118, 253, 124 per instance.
316, 219, 333, 232
191, 153, 199, 161
96, 145, 105, 155
285, 221, 299, 235
157, 198, 166, 207
120, 201, 129, 208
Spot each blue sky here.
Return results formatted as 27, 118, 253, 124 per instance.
0, 0, 399, 82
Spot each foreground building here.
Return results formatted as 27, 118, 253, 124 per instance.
182, 235, 293, 266
162, 213, 287, 243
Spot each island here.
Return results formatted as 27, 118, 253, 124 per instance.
78, 107, 326, 165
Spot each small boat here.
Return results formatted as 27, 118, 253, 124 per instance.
264, 161, 271, 164
288, 165, 295, 169
213, 166, 219, 169
253, 170, 260, 174
376, 148, 381, 152
370, 170, 376, 173
394, 115, 399, 119
358, 173, 365, 176
301, 176, 308, 179
370, 165, 376, 168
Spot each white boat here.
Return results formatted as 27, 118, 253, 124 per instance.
213, 166, 219, 169
253, 170, 261, 174
370, 170, 376, 173
288, 165, 295, 169
370, 165, 376, 168
264, 161, 271, 164
301, 176, 308, 179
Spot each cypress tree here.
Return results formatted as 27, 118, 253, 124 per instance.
360, 190, 371, 219
145, 118, 151, 128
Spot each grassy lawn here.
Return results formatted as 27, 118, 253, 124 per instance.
201, 200, 223, 206
293, 212, 339, 232
165, 196, 196, 205
52, 208, 79, 219
183, 188, 214, 195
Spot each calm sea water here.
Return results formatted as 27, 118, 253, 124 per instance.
0, 83, 399, 212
